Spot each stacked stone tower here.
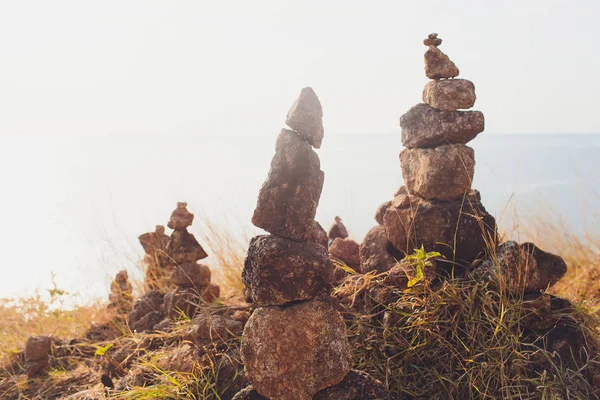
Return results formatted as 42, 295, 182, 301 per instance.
163, 202, 220, 318
237, 88, 353, 400
138, 225, 170, 290
361, 34, 497, 275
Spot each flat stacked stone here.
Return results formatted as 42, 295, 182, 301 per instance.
163, 202, 220, 319
237, 88, 386, 400
361, 34, 496, 276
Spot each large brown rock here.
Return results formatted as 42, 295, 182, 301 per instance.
252, 129, 324, 241
242, 235, 333, 306
314, 370, 392, 400
400, 144, 475, 201
170, 262, 211, 289
167, 202, 194, 230
474, 241, 568, 293
423, 79, 476, 111
166, 230, 208, 264
359, 225, 401, 273
424, 45, 459, 79
329, 238, 360, 270
383, 189, 496, 264
285, 87, 325, 149
240, 300, 352, 400
400, 103, 484, 148
309, 220, 329, 248
375, 201, 392, 225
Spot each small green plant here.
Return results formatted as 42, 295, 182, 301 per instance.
404, 246, 442, 288
94, 343, 114, 356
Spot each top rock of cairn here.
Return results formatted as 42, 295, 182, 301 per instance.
286, 87, 325, 149
167, 202, 194, 230
424, 33, 459, 80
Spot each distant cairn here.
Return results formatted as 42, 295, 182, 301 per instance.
234, 88, 390, 399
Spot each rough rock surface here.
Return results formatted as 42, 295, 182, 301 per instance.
166, 230, 208, 264
474, 241, 568, 293
170, 262, 211, 288
310, 220, 329, 248
131, 310, 164, 332
314, 370, 392, 400
128, 290, 164, 331
359, 225, 401, 273
167, 202, 194, 230
201, 283, 221, 303
328, 217, 349, 241
400, 103, 484, 148
252, 129, 324, 242
242, 235, 333, 306
285, 87, 325, 149
423, 33, 442, 47
423, 79, 476, 111
375, 201, 392, 225
424, 45, 459, 79
240, 300, 352, 400
232, 386, 267, 400
329, 238, 360, 270
383, 189, 496, 264
184, 314, 243, 346
400, 144, 475, 202
25, 336, 52, 362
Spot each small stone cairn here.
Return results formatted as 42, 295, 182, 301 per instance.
361, 33, 497, 278
163, 202, 220, 319
235, 88, 389, 399
138, 225, 170, 290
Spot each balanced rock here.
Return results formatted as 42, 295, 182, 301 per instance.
166, 230, 208, 264
400, 103, 484, 148
328, 216, 349, 242
314, 370, 392, 400
170, 262, 211, 288
285, 87, 325, 149
252, 129, 324, 241
242, 235, 333, 306
167, 202, 194, 230
383, 189, 496, 264
424, 45, 459, 79
164, 287, 201, 319
310, 220, 329, 248
329, 238, 360, 270
423, 33, 442, 47
359, 225, 401, 273
108, 270, 133, 311
240, 300, 352, 400
474, 241, 568, 293
400, 144, 475, 202
423, 79, 476, 111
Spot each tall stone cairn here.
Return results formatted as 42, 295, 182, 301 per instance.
237, 88, 354, 400
362, 34, 497, 276
162, 202, 220, 319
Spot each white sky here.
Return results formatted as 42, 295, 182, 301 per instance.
1, 0, 599, 136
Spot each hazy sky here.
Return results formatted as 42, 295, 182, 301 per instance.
1, 0, 599, 136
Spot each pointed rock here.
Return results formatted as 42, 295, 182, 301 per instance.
252, 129, 324, 241
138, 225, 170, 254
286, 87, 325, 148
359, 225, 402, 274
166, 230, 208, 264
424, 45, 459, 80
329, 238, 360, 271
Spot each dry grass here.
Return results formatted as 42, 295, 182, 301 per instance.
1, 210, 599, 399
